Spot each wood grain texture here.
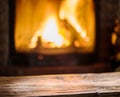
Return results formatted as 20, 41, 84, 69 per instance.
0, 72, 120, 97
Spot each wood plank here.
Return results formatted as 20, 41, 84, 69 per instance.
0, 72, 120, 97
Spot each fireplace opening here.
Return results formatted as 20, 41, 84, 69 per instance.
15, 0, 95, 54
10, 0, 97, 67
0, 0, 118, 75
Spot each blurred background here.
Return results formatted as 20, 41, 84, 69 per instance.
0, 0, 120, 76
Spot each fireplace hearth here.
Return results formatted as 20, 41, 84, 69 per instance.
0, 0, 119, 75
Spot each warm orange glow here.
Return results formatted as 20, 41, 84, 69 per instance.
59, 0, 88, 39
29, 16, 70, 48
111, 33, 117, 45
42, 16, 68, 48
15, 0, 95, 53
59, 0, 95, 49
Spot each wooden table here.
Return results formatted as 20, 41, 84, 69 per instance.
0, 72, 120, 97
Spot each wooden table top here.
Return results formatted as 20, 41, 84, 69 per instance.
0, 72, 120, 97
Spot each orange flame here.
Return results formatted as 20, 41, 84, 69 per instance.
41, 16, 65, 48
29, 16, 70, 48
59, 0, 88, 39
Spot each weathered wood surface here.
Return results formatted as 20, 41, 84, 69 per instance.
0, 72, 120, 97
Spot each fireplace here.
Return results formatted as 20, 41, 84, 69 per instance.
0, 0, 119, 75
11, 0, 96, 66
15, 0, 95, 54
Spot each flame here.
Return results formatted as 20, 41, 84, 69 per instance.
29, 16, 70, 48
41, 16, 64, 48
28, 0, 95, 50
59, 0, 88, 39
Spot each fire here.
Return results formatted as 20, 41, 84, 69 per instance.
29, 16, 70, 48
15, 0, 95, 53
59, 0, 88, 39
41, 16, 65, 48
